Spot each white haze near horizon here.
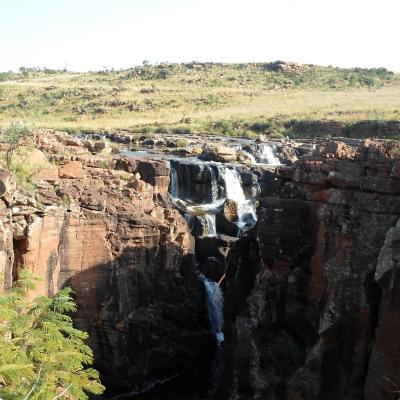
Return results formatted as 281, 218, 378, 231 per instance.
0, 0, 399, 72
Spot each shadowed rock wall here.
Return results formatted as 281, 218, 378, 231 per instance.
222, 140, 400, 400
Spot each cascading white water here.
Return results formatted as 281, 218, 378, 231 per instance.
241, 150, 257, 165
198, 274, 224, 344
170, 162, 258, 237
209, 165, 219, 203
198, 273, 225, 400
184, 213, 195, 231
224, 167, 257, 230
170, 163, 222, 237
169, 164, 179, 198
224, 168, 246, 203
259, 144, 280, 165
204, 214, 217, 237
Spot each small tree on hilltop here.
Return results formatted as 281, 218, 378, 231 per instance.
0, 270, 105, 399
2, 122, 33, 168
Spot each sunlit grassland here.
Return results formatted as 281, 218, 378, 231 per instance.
0, 63, 399, 136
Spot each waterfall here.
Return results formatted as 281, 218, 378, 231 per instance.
198, 274, 224, 344
224, 168, 246, 203
169, 164, 179, 198
242, 150, 257, 165
198, 273, 225, 400
204, 214, 217, 237
259, 144, 280, 165
184, 213, 195, 231
170, 162, 258, 237
224, 167, 257, 231
209, 165, 219, 203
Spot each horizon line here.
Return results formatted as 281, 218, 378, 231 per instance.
2, 60, 399, 74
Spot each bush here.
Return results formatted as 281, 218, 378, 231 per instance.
140, 86, 157, 94
0, 270, 105, 399
9, 163, 37, 192
210, 120, 233, 134
248, 121, 272, 133
2, 122, 33, 168
171, 126, 192, 135
176, 138, 188, 147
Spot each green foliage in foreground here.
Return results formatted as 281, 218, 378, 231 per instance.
0, 270, 105, 399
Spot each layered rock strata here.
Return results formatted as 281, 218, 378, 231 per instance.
0, 131, 213, 397
223, 140, 400, 400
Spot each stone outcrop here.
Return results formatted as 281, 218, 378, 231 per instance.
2, 129, 400, 400
0, 131, 215, 398
199, 145, 238, 163
222, 139, 400, 400
58, 160, 86, 179
365, 219, 400, 400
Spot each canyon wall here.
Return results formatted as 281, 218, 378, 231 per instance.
0, 133, 214, 398
223, 140, 400, 400
1, 131, 400, 400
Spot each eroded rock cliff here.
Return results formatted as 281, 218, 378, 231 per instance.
1, 130, 400, 400
223, 140, 400, 400
0, 131, 214, 398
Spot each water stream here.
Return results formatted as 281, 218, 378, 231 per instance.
199, 273, 224, 344
198, 273, 225, 400
224, 167, 257, 231
204, 214, 217, 237
258, 144, 281, 165
169, 160, 259, 237
169, 164, 180, 198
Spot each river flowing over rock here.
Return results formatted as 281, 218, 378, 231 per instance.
1, 130, 400, 400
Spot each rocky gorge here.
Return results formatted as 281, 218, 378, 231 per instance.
0, 130, 399, 400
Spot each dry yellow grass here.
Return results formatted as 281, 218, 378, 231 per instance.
0, 63, 399, 135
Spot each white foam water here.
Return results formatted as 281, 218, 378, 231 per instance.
259, 144, 280, 165
224, 168, 246, 203
198, 273, 224, 344
169, 164, 179, 198
204, 214, 217, 237
224, 167, 257, 231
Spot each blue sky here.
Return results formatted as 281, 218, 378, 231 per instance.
1, 0, 399, 72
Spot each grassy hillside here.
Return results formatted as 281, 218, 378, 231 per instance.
1, 62, 399, 138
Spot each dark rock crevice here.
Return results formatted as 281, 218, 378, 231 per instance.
60, 246, 214, 399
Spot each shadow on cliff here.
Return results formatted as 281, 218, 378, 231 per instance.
61, 244, 216, 400
216, 197, 388, 400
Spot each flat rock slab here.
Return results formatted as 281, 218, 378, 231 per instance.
58, 161, 85, 179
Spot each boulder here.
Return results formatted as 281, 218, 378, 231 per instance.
58, 161, 85, 179
0, 171, 16, 201
91, 141, 112, 155
136, 160, 170, 193
276, 144, 299, 165
236, 149, 255, 165
10, 147, 48, 169
33, 168, 59, 184
319, 141, 357, 159
216, 212, 239, 237
199, 144, 237, 163
64, 137, 83, 147
223, 199, 238, 222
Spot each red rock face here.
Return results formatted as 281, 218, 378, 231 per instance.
0, 146, 212, 397
58, 161, 86, 179
3, 130, 400, 399
223, 140, 400, 400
